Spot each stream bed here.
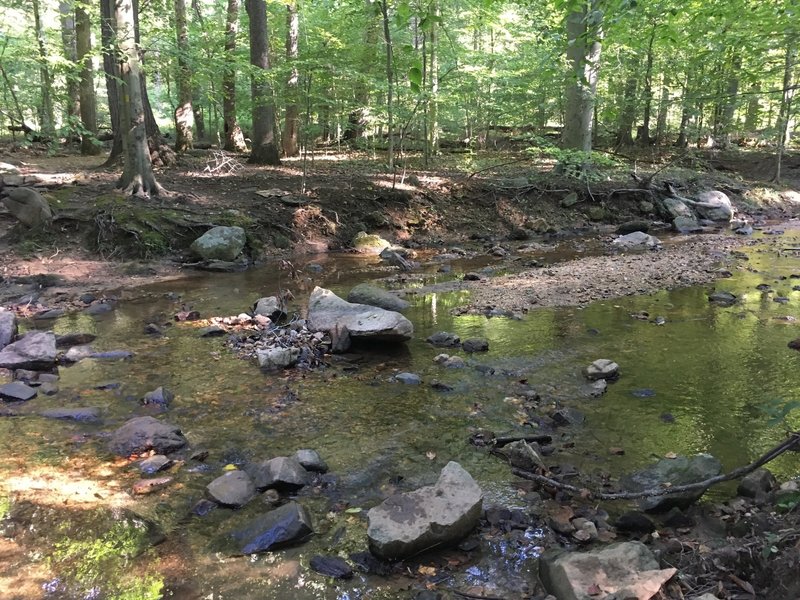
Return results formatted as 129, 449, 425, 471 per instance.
2, 230, 800, 599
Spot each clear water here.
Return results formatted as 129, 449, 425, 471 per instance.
2, 231, 800, 599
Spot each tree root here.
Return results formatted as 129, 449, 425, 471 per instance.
511, 431, 800, 501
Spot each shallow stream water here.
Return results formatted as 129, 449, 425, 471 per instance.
2, 230, 800, 599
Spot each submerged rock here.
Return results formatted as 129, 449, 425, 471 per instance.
619, 453, 722, 512
55, 332, 96, 348
426, 331, 461, 348
307, 287, 413, 342
310, 555, 353, 579
0, 381, 37, 401
228, 501, 313, 554
347, 283, 410, 312
108, 416, 188, 456
207, 470, 256, 508
462, 338, 489, 353
142, 386, 174, 407
584, 359, 619, 381
40, 407, 101, 422
0, 331, 57, 370
367, 461, 483, 560
708, 290, 737, 306
540, 541, 676, 600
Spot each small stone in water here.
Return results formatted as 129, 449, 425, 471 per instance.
132, 477, 173, 495
0, 381, 37, 401
631, 388, 656, 398
309, 555, 353, 579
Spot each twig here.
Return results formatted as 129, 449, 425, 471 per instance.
467, 157, 530, 179
511, 431, 800, 501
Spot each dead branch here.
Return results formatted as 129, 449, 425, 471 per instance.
511, 431, 800, 501
467, 157, 531, 179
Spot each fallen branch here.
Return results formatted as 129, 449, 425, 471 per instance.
467, 156, 530, 179
511, 431, 800, 501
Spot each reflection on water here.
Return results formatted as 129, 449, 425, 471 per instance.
3, 234, 800, 598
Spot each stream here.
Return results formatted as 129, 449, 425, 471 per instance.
2, 230, 800, 599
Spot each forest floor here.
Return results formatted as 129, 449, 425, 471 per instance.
2, 142, 800, 598
1, 142, 799, 314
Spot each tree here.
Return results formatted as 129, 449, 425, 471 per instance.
76, 3, 99, 155
174, 0, 194, 152
59, 1, 80, 122
113, 0, 163, 196
32, 0, 55, 138
246, 0, 280, 165
223, 0, 247, 152
561, 0, 603, 152
282, 1, 300, 157
378, 0, 394, 167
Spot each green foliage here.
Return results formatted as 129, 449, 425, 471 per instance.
525, 137, 620, 179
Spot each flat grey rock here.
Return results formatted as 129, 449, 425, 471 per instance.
0, 331, 56, 370
0, 381, 37, 401
207, 470, 256, 508
308, 287, 413, 342
40, 407, 101, 422
108, 416, 187, 456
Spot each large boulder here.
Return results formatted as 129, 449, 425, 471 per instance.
307, 287, 413, 342
347, 283, 409, 312
190, 226, 246, 261
1, 187, 53, 228
661, 197, 694, 220
692, 190, 733, 222
207, 470, 256, 508
619, 453, 722, 512
108, 416, 188, 456
367, 461, 483, 560
0, 310, 17, 350
352, 231, 391, 254
540, 541, 676, 600
227, 501, 313, 555
0, 331, 56, 370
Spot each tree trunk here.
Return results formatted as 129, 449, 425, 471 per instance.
429, 0, 440, 155
654, 75, 670, 144
223, 0, 247, 152
174, 0, 194, 152
101, 0, 124, 164
773, 32, 797, 183
562, 0, 602, 152
282, 1, 300, 157
32, 0, 55, 138
76, 5, 99, 155
637, 22, 656, 145
59, 1, 80, 122
744, 83, 761, 131
615, 68, 637, 147
718, 52, 741, 147
246, 0, 280, 165
115, 0, 163, 196
379, 0, 394, 167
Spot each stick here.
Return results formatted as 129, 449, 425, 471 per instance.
511, 431, 800, 501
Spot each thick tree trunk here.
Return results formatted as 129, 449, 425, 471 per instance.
379, 0, 394, 167
32, 0, 55, 138
637, 23, 656, 145
773, 34, 797, 183
174, 0, 194, 152
101, 0, 124, 164
76, 6, 99, 155
246, 0, 280, 165
429, 0, 440, 156
282, 1, 300, 157
223, 0, 247, 152
562, 1, 602, 152
654, 76, 670, 144
59, 1, 80, 122
615, 69, 637, 147
115, 0, 163, 196
744, 83, 761, 131
717, 53, 741, 147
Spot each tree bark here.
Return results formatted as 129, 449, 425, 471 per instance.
615, 69, 637, 148
101, 0, 124, 164
223, 0, 247, 152
744, 83, 761, 131
76, 5, 99, 155
246, 0, 280, 165
174, 0, 194, 152
562, 0, 602, 152
59, 1, 80, 122
282, 1, 300, 157
636, 22, 656, 145
115, 0, 163, 197
379, 0, 394, 167
429, 0, 440, 156
654, 75, 670, 144
32, 0, 55, 138
773, 32, 797, 183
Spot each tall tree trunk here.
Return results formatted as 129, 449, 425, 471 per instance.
115, 0, 163, 196
615, 66, 637, 147
654, 75, 670, 144
223, 0, 246, 152
101, 0, 124, 164
132, 0, 163, 145
189, 0, 206, 140
59, 1, 80, 122
637, 22, 656, 145
246, 0, 280, 165
429, 0, 440, 156
718, 52, 741, 147
773, 32, 797, 183
76, 5, 99, 155
174, 0, 194, 152
379, 0, 394, 168
32, 0, 55, 138
744, 83, 761, 131
562, 0, 602, 152
282, 1, 300, 157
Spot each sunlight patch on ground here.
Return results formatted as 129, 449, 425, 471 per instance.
4, 466, 131, 508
